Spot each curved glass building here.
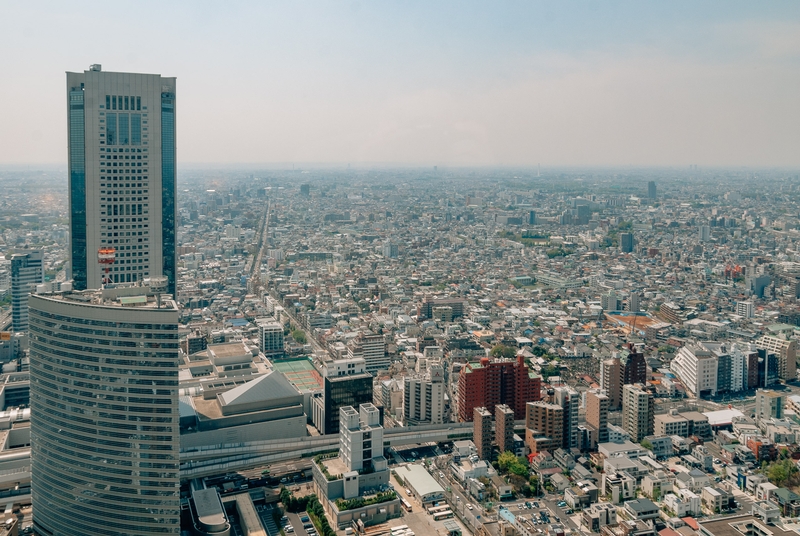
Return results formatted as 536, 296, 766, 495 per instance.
28, 286, 180, 535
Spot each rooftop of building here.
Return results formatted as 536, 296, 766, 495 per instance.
33, 284, 178, 311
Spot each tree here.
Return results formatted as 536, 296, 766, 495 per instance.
491, 345, 516, 359
641, 439, 653, 451
291, 329, 307, 344
497, 451, 518, 473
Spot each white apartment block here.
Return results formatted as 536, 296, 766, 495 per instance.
670, 345, 718, 397
403, 364, 445, 425
257, 317, 284, 357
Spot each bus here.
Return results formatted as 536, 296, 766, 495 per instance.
400, 499, 412, 512
432, 511, 453, 521
427, 505, 450, 515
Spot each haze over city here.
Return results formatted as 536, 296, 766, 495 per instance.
4, 2, 800, 536
2, 1, 800, 168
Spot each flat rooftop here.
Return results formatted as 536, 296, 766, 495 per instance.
272, 358, 323, 391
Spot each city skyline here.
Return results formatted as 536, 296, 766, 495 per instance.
0, 2, 798, 168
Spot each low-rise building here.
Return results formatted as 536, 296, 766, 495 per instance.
624, 498, 660, 521
582, 503, 617, 533
601, 471, 636, 504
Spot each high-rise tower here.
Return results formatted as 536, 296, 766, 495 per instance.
10, 250, 43, 332
29, 284, 180, 535
67, 65, 176, 295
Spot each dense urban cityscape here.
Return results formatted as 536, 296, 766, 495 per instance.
3, 92, 800, 536
1, 2, 799, 534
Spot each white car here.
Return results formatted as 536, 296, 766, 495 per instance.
467, 504, 474, 510
285, 527, 294, 533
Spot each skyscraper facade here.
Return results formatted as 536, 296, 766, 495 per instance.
619, 232, 634, 253
67, 65, 176, 295
647, 181, 656, 199
29, 285, 180, 535
10, 250, 43, 332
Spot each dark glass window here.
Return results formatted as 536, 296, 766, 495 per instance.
161, 94, 176, 296
119, 114, 129, 145
136, 97, 141, 110
106, 95, 111, 109
106, 114, 117, 146
111, 96, 116, 110
131, 114, 141, 145
69, 89, 87, 290
124, 96, 129, 110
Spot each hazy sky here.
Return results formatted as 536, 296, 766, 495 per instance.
1, 1, 799, 168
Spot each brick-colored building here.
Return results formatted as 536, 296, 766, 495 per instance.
458, 355, 541, 422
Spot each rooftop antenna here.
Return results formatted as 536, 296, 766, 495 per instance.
146, 276, 168, 308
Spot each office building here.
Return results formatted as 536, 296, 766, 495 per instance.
319, 357, 373, 435
29, 284, 180, 535
404, 363, 445, 425
586, 389, 609, 447
348, 332, 389, 375
417, 297, 466, 321
525, 401, 563, 455
554, 386, 579, 449
495, 404, 515, 454
647, 181, 656, 199
382, 242, 398, 258
622, 384, 654, 442
528, 210, 536, 225
10, 251, 43, 332
474, 407, 493, 460
756, 335, 796, 381
312, 404, 398, 528
458, 355, 541, 421
257, 318, 285, 358
670, 345, 718, 397
699, 225, 711, 242
623, 344, 647, 385
601, 290, 619, 311
620, 232, 634, 253
737, 301, 754, 319
600, 357, 623, 410
757, 349, 780, 388
628, 292, 640, 313
67, 65, 177, 295
755, 390, 785, 422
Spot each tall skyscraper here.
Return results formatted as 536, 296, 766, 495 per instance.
67, 65, 177, 295
29, 284, 180, 535
647, 181, 656, 199
619, 232, 634, 253
10, 250, 43, 332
